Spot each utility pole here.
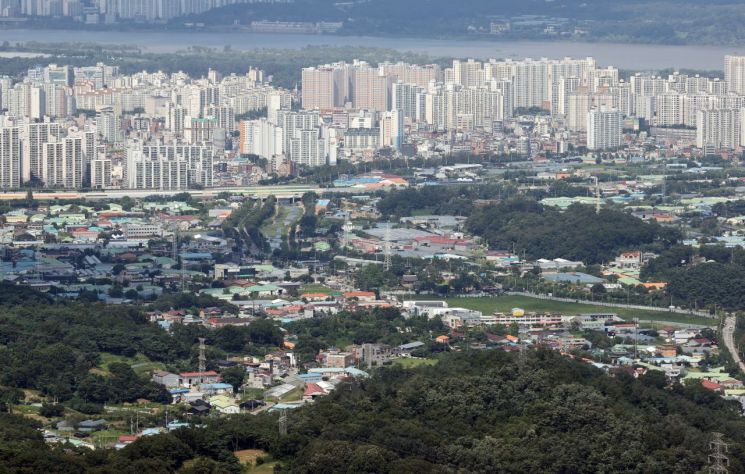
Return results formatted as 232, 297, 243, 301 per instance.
708, 432, 729, 474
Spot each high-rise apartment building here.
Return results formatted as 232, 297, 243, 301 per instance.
725, 55, 745, 95
696, 108, 743, 150
379, 109, 404, 150
0, 126, 20, 189
126, 143, 214, 190
239, 119, 283, 159
23, 122, 61, 183
587, 107, 622, 150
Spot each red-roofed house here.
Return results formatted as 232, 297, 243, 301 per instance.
302, 293, 330, 301
117, 435, 139, 445
702, 379, 723, 392
303, 383, 327, 401
344, 291, 376, 302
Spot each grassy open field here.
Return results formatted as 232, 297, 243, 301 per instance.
260, 205, 288, 236
97, 353, 166, 376
299, 284, 334, 294
408, 295, 716, 327
280, 386, 304, 402
235, 449, 279, 473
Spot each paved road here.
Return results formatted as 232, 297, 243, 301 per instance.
722, 316, 745, 373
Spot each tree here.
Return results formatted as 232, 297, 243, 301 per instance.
220, 367, 245, 392
590, 283, 606, 296
39, 403, 64, 418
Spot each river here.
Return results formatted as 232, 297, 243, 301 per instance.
1, 28, 744, 70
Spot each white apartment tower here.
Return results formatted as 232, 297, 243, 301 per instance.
587, 107, 622, 150
42, 133, 85, 188
379, 109, 404, 150
725, 55, 745, 95
23, 122, 62, 183
91, 158, 112, 189
696, 108, 743, 150
0, 126, 20, 189
239, 119, 283, 159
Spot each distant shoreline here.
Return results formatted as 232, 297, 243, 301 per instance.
4, 21, 745, 49
0, 27, 744, 70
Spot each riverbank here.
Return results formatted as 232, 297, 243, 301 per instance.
1, 28, 743, 70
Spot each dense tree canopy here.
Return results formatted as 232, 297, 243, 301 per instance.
0, 284, 282, 405
642, 245, 745, 310
467, 199, 681, 264
3, 328, 745, 472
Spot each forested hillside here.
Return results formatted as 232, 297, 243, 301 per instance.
3, 348, 744, 472
185, 0, 745, 45
0, 284, 282, 411
467, 199, 680, 264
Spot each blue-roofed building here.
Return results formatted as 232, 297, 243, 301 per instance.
180, 252, 213, 261
345, 367, 369, 378
199, 383, 234, 396
167, 422, 190, 431
298, 373, 323, 383
543, 272, 603, 285
268, 402, 303, 412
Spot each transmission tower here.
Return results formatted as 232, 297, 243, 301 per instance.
709, 432, 729, 474
593, 176, 601, 214
173, 231, 185, 291
198, 337, 207, 373
342, 214, 351, 250
383, 224, 392, 271
278, 409, 288, 436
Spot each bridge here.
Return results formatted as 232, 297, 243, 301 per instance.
0, 185, 361, 201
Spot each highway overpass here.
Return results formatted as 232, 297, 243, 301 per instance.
0, 185, 362, 201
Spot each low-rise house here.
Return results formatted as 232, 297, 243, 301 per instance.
395, 341, 426, 357
209, 395, 239, 414
152, 370, 180, 388
200, 383, 234, 396
179, 371, 220, 387
320, 350, 355, 368
116, 435, 139, 449
344, 291, 376, 302
303, 383, 328, 402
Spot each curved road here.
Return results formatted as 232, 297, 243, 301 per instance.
722, 316, 745, 373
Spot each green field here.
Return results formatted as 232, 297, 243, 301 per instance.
260, 205, 289, 237
408, 295, 715, 327
280, 386, 304, 402
299, 284, 334, 294
97, 353, 166, 376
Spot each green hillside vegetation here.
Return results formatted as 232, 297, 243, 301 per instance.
0, 284, 283, 412
4, 349, 745, 472
642, 245, 745, 311
467, 199, 681, 264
